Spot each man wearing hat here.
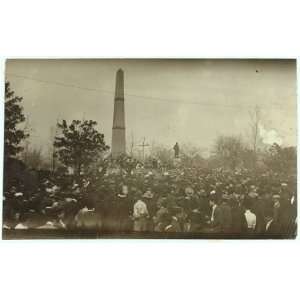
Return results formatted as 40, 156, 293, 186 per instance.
219, 194, 232, 233
153, 198, 169, 232
272, 194, 281, 224
208, 195, 222, 232
114, 184, 133, 233
243, 201, 256, 233
142, 188, 156, 230
74, 199, 102, 231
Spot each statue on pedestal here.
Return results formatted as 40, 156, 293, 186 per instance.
173, 142, 180, 159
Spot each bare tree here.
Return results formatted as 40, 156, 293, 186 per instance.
19, 118, 33, 164
26, 147, 43, 170
213, 135, 245, 170
138, 137, 150, 162
49, 125, 58, 172
22, 140, 30, 165
181, 143, 203, 158
128, 131, 135, 157
149, 143, 173, 167
248, 105, 262, 159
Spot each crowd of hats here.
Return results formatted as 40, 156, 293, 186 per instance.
2, 164, 297, 234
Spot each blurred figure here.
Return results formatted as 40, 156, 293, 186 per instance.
133, 193, 149, 231
114, 184, 133, 233
153, 197, 169, 232
75, 200, 102, 230
209, 197, 222, 232
173, 142, 180, 159
219, 195, 232, 233
243, 203, 256, 233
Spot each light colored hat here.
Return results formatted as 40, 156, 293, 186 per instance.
65, 197, 77, 203
185, 187, 194, 195
15, 223, 28, 229
248, 192, 258, 198
198, 189, 206, 195
143, 191, 154, 199
118, 194, 127, 198
222, 194, 230, 200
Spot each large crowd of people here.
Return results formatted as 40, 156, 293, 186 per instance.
3, 160, 297, 236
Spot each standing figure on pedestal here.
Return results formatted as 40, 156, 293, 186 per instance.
173, 142, 180, 159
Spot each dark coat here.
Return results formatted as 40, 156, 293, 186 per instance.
231, 204, 245, 234
114, 195, 133, 233
219, 202, 232, 233
211, 205, 222, 229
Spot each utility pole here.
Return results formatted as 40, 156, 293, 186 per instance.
248, 105, 261, 167
130, 131, 135, 157
138, 137, 149, 162
50, 119, 59, 173
22, 118, 32, 164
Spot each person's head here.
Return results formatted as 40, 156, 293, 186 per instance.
157, 197, 166, 208
163, 213, 172, 225
123, 185, 129, 195
221, 194, 229, 204
143, 189, 153, 200
198, 189, 206, 197
281, 182, 288, 191
185, 186, 194, 197
14, 212, 21, 220
72, 184, 80, 195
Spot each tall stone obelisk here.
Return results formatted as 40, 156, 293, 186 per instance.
111, 69, 126, 158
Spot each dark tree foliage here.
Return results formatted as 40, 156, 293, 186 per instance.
263, 143, 296, 174
54, 120, 109, 176
4, 82, 29, 160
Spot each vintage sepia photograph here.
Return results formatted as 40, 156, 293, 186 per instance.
2, 59, 297, 239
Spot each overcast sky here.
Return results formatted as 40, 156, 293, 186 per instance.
5, 59, 297, 156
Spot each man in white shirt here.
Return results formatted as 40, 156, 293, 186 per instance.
211, 203, 217, 223
209, 191, 217, 223
244, 209, 256, 232
208, 196, 222, 231
133, 196, 149, 232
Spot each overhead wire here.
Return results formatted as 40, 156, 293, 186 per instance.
5, 72, 293, 111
